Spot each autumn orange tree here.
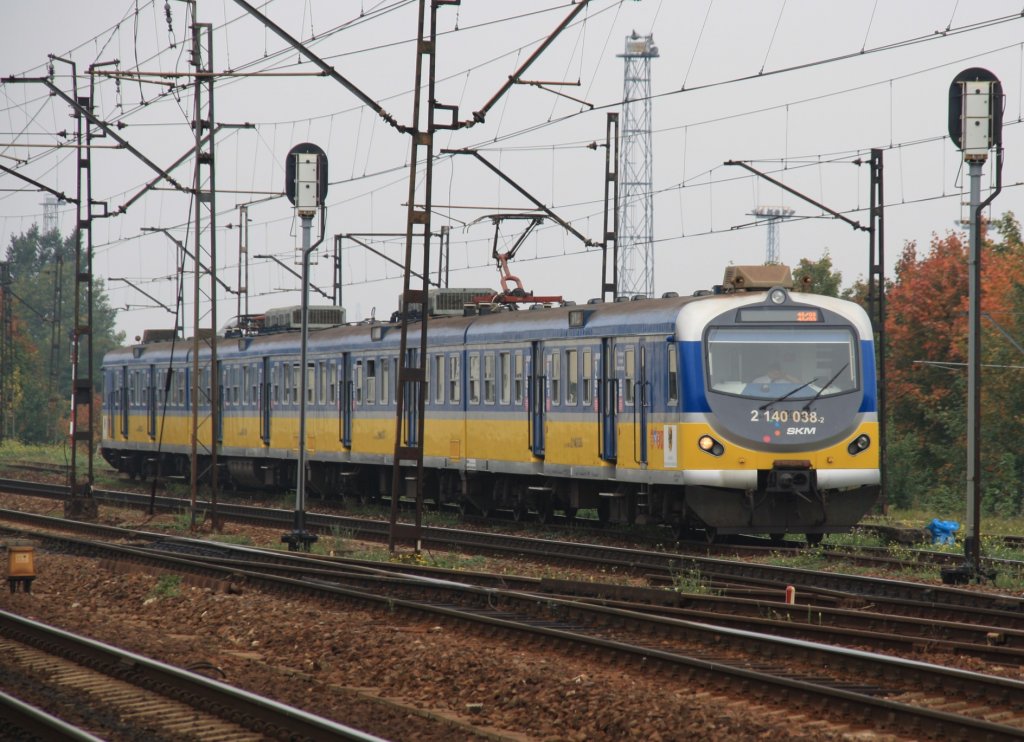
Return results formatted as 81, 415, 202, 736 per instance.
884, 212, 1024, 514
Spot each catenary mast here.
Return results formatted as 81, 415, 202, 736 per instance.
617, 31, 658, 298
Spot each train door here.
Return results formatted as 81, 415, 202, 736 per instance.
403, 348, 419, 446
635, 345, 649, 465
147, 365, 157, 438
599, 338, 617, 461
104, 369, 113, 439
120, 366, 129, 437
260, 357, 271, 445
339, 352, 352, 447
215, 361, 224, 444
528, 341, 545, 456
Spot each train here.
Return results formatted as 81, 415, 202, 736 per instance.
100, 264, 880, 542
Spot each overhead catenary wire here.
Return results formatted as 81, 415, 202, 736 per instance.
3, 2, 1024, 323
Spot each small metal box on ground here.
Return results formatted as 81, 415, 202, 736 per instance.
7, 546, 35, 593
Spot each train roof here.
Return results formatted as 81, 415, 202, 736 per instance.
105, 287, 872, 365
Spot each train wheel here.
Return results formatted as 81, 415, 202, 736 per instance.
511, 504, 528, 522
704, 527, 718, 544
805, 532, 824, 546
769, 533, 785, 545
538, 500, 554, 524
597, 500, 611, 526
564, 507, 578, 525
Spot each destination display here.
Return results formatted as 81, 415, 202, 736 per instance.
737, 307, 821, 323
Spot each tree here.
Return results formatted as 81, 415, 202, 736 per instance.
792, 252, 842, 296
990, 210, 1023, 255
3, 225, 124, 442
884, 219, 1024, 513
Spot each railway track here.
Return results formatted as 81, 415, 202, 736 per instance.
0, 609, 384, 741
2, 505, 1018, 668
4, 520, 1024, 738
3, 477, 1024, 619
5, 473, 1022, 570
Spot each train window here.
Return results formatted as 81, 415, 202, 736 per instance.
668, 344, 679, 405
624, 347, 636, 405
514, 353, 524, 405
318, 362, 326, 405
706, 327, 858, 400
283, 364, 293, 405
251, 364, 258, 407
449, 355, 461, 403
328, 362, 337, 404
274, 364, 281, 404
499, 352, 511, 405
551, 352, 561, 406
355, 360, 364, 404
303, 363, 312, 404
178, 369, 185, 406
484, 353, 495, 404
469, 353, 480, 405
392, 357, 399, 403
292, 363, 301, 404
566, 349, 578, 405
242, 366, 250, 405
233, 366, 240, 405
434, 355, 445, 404
366, 359, 376, 404
582, 348, 592, 406
380, 358, 389, 405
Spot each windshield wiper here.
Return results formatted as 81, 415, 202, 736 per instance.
801, 363, 849, 411
758, 378, 818, 411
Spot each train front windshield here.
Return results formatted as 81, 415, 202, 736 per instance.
705, 327, 858, 400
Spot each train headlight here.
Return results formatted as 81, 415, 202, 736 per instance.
847, 434, 871, 455
698, 435, 724, 457
768, 287, 787, 305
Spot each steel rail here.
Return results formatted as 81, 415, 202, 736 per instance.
0, 689, 105, 742
0, 610, 386, 742
5, 477, 1024, 617
6, 526, 1024, 739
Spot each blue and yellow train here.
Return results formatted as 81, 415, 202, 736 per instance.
100, 265, 879, 541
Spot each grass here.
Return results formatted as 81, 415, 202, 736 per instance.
166, 509, 198, 532
0, 441, 72, 466
210, 533, 254, 546
312, 526, 355, 556
669, 566, 718, 595
149, 574, 182, 599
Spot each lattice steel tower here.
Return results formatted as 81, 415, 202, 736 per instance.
752, 206, 795, 264
617, 31, 658, 298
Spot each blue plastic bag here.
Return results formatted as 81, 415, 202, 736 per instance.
925, 518, 959, 545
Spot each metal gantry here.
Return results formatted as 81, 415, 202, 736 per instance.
188, 10, 220, 529
66, 59, 103, 518
617, 32, 658, 298
388, 0, 457, 552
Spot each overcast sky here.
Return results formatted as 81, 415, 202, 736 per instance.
2, 0, 1022, 341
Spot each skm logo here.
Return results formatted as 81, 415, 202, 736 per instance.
786, 427, 817, 435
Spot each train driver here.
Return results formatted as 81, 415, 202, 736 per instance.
753, 360, 799, 385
